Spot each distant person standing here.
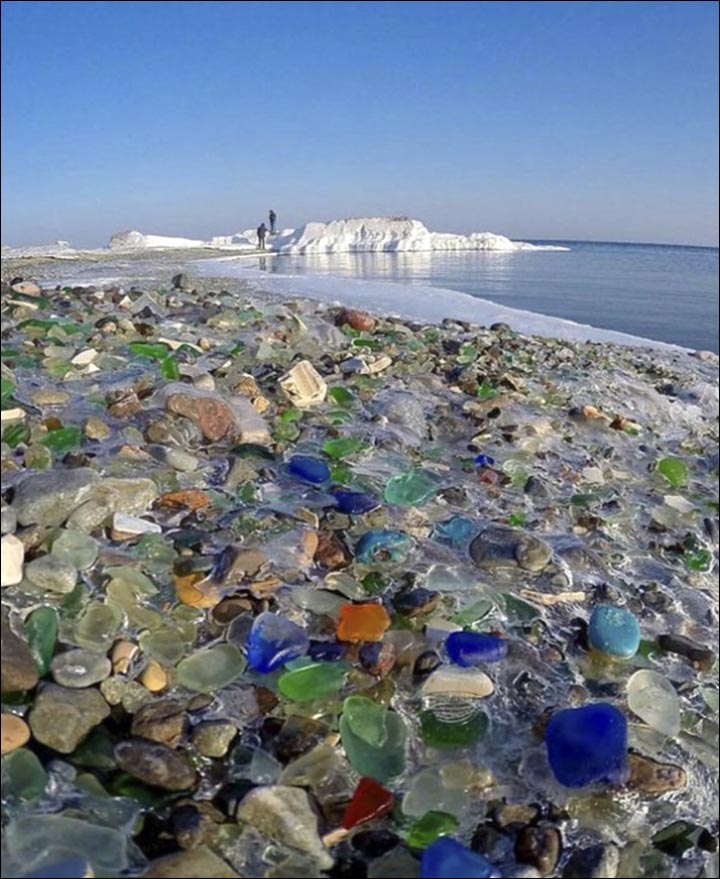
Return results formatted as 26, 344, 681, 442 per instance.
257, 223, 267, 250
268, 209, 277, 234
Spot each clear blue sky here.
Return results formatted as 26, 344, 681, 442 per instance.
1, 0, 718, 247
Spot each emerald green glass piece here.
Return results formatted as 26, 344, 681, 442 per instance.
686, 549, 711, 571
476, 382, 498, 400
657, 457, 688, 489
24, 606, 59, 676
42, 426, 82, 453
322, 436, 369, 459
508, 511, 527, 527
419, 710, 488, 748
159, 355, 180, 379
2, 748, 48, 801
405, 810, 458, 849
69, 728, 117, 770
127, 342, 170, 360
1, 376, 15, 407
277, 662, 345, 702
384, 470, 439, 506
328, 386, 356, 408
3, 422, 30, 448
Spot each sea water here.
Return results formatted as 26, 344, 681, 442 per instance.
254, 241, 719, 352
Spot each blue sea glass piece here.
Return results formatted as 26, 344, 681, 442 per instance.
588, 605, 641, 659
288, 455, 330, 484
545, 702, 628, 787
446, 631, 508, 666
355, 530, 410, 564
308, 640, 347, 661
332, 489, 381, 515
474, 454, 495, 467
421, 837, 495, 879
246, 612, 310, 673
434, 516, 476, 546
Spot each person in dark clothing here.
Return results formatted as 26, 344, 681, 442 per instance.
268, 210, 277, 234
257, 223, 267, 250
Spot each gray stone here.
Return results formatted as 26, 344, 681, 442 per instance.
24, 555, 78, 593
114, 738, 197, 790
562, 844, 620, 879
1, 614, 39, 693
29, 684, 110, 753
1, 500, 18, 534
469, 525, 552, 572
13, 468, 99, 527
235, 784, 333, 868
50, 648, 111, 688
191, 720, 237, 757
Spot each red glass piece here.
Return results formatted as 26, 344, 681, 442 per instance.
341, 776, 394, 829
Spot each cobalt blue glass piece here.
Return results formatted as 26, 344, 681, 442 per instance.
545, 702, 628, 788
588, 605, 641, 659
474, 454, 496, 468
308, 640, 347, 662
355, 530, 410, 564
446, 631, 508, 666
246, 612, 310, 673
433, 516, 476, 547
288, 455, 330, 484
331, 489, 381, 515
421, 837, 495, 879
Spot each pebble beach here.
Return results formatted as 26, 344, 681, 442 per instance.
1, 257, 718, 879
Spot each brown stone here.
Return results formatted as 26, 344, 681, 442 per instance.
627, 752, 687, 795
336, 309, 376, 332
1, 615, 39, 694
515, 825, 561, 877
1, 713, 31, 754
314, 530, 352, 569
114, 738, 197, 791
156, 489, 211, 513
107, 387, 142, 418
166, 393, 235, 442
131, 699, 186, 747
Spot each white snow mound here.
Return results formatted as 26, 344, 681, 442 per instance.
270, 217, 568, 253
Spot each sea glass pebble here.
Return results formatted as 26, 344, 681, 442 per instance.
288, 455, 330, 484
627, 669, 681, 737
246, 612, 309, 673
331, 489, 381, 515
545, 702, 628, 787
445, 631, 508, 666
588, 605, 640, 659
355, 530, 410, 564
421, 837, 495, 879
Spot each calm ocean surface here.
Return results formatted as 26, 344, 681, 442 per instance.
257, 241, 719, 352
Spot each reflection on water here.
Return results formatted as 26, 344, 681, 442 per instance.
254, 243, 719, 352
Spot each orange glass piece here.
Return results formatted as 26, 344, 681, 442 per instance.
336, 602, 390, 643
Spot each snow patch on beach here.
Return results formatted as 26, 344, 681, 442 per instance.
1, 241, 84, 259
194, 255, 685, 352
